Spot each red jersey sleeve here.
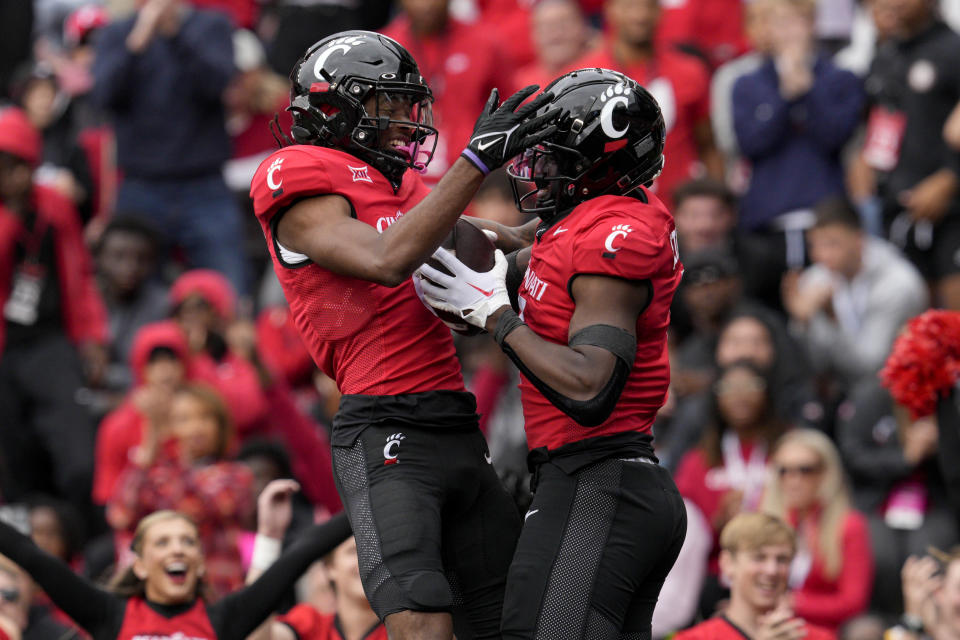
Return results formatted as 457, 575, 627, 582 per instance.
276, 603, 330, 640
571, 210, 675, 284
250, 146, 337, 226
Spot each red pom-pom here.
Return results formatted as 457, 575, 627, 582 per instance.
880, 310, 960, 418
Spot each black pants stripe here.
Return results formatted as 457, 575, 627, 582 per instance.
501, 458, 686, 640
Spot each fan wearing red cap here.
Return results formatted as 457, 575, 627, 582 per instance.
0, 106, 109, 522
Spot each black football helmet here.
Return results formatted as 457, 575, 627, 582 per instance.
282, 31, 438, 188
507, 68, 665, 222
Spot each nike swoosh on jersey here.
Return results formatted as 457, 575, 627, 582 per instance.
553, 227, 568, 236
468, 283, 494, 297
476, 136, 503, 151
524, 509, 539, 521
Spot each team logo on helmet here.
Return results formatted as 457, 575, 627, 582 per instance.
313, 35, 367, 79
599, 83, 630, 139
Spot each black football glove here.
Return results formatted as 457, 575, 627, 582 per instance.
461, 85, 559, 175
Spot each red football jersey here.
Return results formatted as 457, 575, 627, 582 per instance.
517, 190, 682, 452
116, 598, 215, 640
249, 145, 465, 396
674, 615, 836, 640
574, 44, 711, 210
277, 604, 387, 640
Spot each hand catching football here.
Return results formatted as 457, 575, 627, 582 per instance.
417, 248, 511, 333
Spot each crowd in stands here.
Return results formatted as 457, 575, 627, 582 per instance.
2, 0, 960, 638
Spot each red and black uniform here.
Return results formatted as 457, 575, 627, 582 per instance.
674, 615, 836, 640
249, 145, 520, 636
276, 604, 387, 640
501, 190, 687, 640
574, 45, 711, 210
0, 516, 351, 640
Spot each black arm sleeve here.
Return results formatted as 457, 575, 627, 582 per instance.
0, 520, 123, 636
210, 513, 352, 639
499, 324, 637, 427
505, 249, 524, 311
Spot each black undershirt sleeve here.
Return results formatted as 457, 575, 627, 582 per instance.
0, 520, 125, 638
209, 513, 351, 639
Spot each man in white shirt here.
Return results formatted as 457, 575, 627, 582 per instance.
783, 195, 928, 389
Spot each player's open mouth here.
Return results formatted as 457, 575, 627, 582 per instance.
165, 562, 189, 584
388, 138, 413, 160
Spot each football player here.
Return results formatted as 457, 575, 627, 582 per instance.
248, 30, 557, 640
417, 68, 687, 639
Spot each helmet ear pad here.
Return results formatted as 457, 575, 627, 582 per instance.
289, 91, 362, 146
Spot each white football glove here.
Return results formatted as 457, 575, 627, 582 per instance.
416, 247, 510, 330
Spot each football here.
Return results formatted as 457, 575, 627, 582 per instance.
416, 218, 496, 336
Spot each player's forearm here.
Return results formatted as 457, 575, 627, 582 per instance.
467, 218, 539, 253
491, 314, 617, 400
376, 158, 485, 283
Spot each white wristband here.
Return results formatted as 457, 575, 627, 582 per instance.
250, 533, 282, 572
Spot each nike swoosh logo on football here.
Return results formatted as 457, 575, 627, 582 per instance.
476, 137, 503, 151
468, 283, 494, 296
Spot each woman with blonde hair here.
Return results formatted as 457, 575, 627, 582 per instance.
0, 504, 349, 639
761, 428, 873, 631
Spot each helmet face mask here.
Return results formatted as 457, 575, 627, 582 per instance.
285, 32, 439, 188
507, 68, 666, 222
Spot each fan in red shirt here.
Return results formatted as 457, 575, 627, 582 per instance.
248, 30, 557, 640
674, 513, 836, 640
574, 0, 722, 209
382, 2, 513, 186
418, 69, 685, 639
510, 0, 593, 95
657, 0, 750, 69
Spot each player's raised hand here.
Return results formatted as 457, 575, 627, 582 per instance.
461, 86, 559, 175
257, 479, 300, 540
417, 248, 511, 331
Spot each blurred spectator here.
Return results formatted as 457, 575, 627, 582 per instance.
947, 99, 960, 151
783, 197, 927, 391
762, 429, 873, 631
170, 270, 342, 512
0, 107, 106, 521
0, 2, 33, 102
92, 0, 250, 296
887, 550, 960, 639
673, 513, 835, 640
672, 178, 782, 308
236, 440, 315, 538
673, 246, 745, 377
93, 320, 191, 507
189, 0, 258, 28
835, 380, 958, 614
383, 0, 511, 186
10, 63, 96, 221
659, 307, 817, 470
475, 0, 537, 70
710, 0, 770, 193
836, 0, 899, 76
169, 269, 269, 435
95, 216, 168, 394
732, 0, 864, 271
510, 0, 592, 93
255, 306, 315, 391
260, 0, 386, 77
0, 554, 80, 640
575, 0, 722, 210
107, 383, 256, 600
675, 361, 786, 617
864, 0, 960, 309
657, 0, 750, 70
223, 29, 291, 195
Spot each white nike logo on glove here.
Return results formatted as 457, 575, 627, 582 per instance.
476, 136, 504, 151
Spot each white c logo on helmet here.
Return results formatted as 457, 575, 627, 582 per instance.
599, 83, 630, 139
313, 36, 366, 79
266, 157, 283, 190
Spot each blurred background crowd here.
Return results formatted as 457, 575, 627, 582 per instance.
1, 0, 960, 637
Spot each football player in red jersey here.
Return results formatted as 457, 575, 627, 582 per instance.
417, 68, 687, 639
248, 30, 557, 640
